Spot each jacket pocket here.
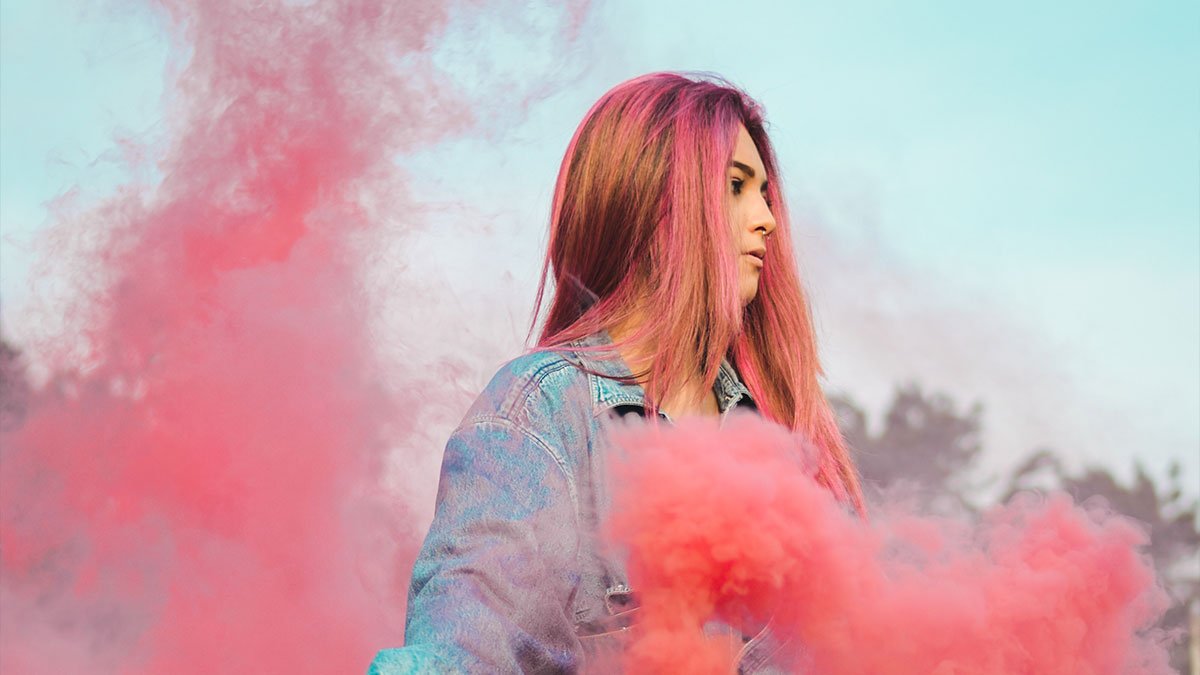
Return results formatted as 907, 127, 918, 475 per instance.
575, 581, 640, 671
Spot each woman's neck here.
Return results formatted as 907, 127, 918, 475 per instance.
607, 313, 720, 419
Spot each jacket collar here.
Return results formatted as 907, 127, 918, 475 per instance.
565, 329, 755, 418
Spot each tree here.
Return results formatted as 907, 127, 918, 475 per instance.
832, 383, 984, 512
0, 333, 29, 433
1003, 451, 1199, 672
832, 383, 1199, 672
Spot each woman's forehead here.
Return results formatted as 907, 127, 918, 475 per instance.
731, 125, 767, 178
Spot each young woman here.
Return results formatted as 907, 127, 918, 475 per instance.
369, 72, 864, 674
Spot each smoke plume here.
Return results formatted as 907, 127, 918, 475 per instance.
606, 413, 1174, 674
0, 1, 588, 672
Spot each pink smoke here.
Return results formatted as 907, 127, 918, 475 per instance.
0, 1, 587, 673
606, 413, 1173, 674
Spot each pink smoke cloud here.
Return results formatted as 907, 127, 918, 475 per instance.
606, 413, 1174, 674
0, 1, 588, 673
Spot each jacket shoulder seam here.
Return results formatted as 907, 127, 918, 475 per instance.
455, 414, 578, 509
501, 354, 580, 420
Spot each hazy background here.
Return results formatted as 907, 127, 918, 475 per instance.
2, 0, 1196, 500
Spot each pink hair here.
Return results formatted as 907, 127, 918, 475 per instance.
528, 72, 865, 514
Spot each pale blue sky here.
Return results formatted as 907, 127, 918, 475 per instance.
2, 0, 1197, 495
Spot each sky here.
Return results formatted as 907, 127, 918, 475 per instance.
1, 0, 1197, 500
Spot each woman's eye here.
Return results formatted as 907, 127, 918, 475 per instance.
730, 178, 743, 195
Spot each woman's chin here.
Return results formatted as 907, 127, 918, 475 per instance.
740, 286, 759, 306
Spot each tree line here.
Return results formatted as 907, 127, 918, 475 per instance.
2, 337, 1195, 670
833, 384, 1199, 673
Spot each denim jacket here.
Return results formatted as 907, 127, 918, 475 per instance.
367, 330, 791, 674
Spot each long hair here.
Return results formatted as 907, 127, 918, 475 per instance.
528, 72, 864, 513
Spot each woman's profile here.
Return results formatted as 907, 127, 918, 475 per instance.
368, 71, 864, 673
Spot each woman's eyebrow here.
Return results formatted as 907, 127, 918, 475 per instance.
728, 160, 756, 177
729, 160, 767, 187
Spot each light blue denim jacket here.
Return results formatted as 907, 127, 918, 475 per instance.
367, 330, 791, 674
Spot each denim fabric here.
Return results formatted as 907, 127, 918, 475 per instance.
367, 330, 790, 674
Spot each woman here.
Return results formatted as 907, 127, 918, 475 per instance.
369, 72, 864, 673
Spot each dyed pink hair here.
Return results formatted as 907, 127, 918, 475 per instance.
529, 72, 864, 513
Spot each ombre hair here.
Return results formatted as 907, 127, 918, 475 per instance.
529, 72, 864, 513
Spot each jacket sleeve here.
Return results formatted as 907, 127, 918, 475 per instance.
367, 418, 582, 674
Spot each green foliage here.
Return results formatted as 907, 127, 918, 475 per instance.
832, 383, 984, 510
0, 334, 29, 432
833, 383, 1199, 672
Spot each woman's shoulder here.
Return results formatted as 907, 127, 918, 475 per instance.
461, 345, 593, 431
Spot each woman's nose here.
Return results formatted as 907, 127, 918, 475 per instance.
751, 196, 776, 237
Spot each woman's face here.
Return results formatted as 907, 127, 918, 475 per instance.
726, 125, 778, 305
